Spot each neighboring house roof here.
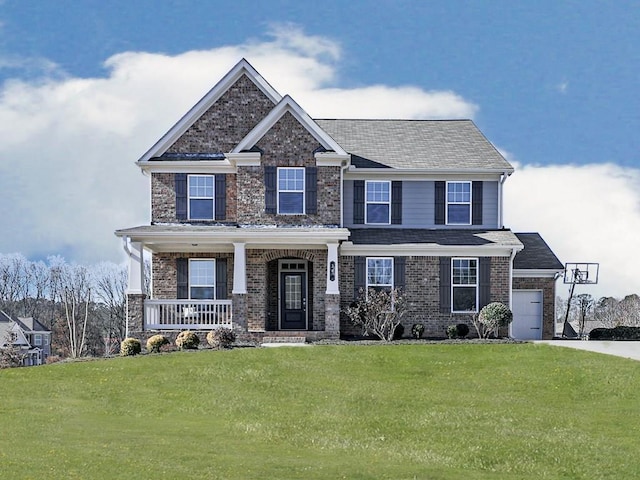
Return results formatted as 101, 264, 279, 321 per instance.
315, 119, 514, 172
513, 233, 564, 271
15, 317, 49, 333
348, 228, 523, 248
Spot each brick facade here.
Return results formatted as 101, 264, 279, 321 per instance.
513, 277, 557, 340
166, 74, 275, 154
339, 255, 512, 338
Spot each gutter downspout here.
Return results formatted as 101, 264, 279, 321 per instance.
498, 171, 509, 229
508, 246, 519, 338
340, 160, 349, 228
122, 236, 131, 338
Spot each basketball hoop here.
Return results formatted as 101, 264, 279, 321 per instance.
562, 262, 599, 338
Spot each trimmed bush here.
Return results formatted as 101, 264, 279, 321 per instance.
456, 323, 469, 338
146, 334, 170, 353
447, 325, 458, 339
120, 338, 142, 356
473, 302, 513, 338
206, 328, 236, 349
590, 326, 640, 340
175, 331, 200, 350
411, 323, 425, 339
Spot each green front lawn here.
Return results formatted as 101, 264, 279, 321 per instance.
1, 344, 638, 479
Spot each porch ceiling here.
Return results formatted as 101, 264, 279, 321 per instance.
115, 224, 350, 253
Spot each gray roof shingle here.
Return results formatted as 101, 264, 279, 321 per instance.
348, 228, 522, 247
513, 233, 564, 270
315, 119, 513, 171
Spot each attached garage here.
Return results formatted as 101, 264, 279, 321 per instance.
511, 290, 543, 340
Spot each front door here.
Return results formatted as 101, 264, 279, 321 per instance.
280, 271, 307, 330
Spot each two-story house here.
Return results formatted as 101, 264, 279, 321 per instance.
0, 311, 51, 366
116, 59, 563, 343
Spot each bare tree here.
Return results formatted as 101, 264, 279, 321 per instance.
594, 297, 621, 328
574, 293, 594, 337
618, 294, 640, 327
93, 262, 127, 355
50, 259, 92, 358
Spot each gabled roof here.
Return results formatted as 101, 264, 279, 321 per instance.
232, 96, 347, 155
16, 317, 49, 332
513, 233, 564, 271
315, 119, 513, 172
139, 58, 282, 162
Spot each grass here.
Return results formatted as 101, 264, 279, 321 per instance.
1, 343, 639, 479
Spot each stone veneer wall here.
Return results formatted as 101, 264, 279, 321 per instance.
339, 256, 512, 338
166, 74, 276, 154
512, 277, 557, 340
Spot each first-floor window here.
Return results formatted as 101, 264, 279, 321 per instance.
188, 175, 215, 220
189, 259, 215, 299
366, 257, 393, 293
278, 167, 305, 214
452, 258, 477, 312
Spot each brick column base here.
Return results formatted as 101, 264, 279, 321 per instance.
233, 294, 248, 332
325, 294, 341, 335
126, 293, 146, 337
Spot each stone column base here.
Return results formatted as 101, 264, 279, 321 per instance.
126, 293, 146, 337
325, 294, 341, 334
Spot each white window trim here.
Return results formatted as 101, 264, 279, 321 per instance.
365, 180, 391, 225
188, 258, 216, 300
277, 167, 305, 215
34, 334, 42, 346
366, 257, 394, 293
446, 181, 472, 226
187, 174, 215, 220
451, 257, 478, 313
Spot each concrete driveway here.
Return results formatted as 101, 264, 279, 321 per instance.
536, 340, 640, 362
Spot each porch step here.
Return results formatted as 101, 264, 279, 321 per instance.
261, 336, 308, 346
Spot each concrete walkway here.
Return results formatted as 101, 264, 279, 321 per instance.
535, 340, 640, 362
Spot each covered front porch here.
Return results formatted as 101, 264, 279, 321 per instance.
117, 225, 349, 341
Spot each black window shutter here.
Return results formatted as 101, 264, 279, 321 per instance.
354, 256, 365, 300
215, 174, 226, 220
393, 257, 406, 292
216, 258, 227, 300
391, 181, 402, 225
478, 257, 491, 309
264, 166, 277, 214
175, 174, 187, 221
353, 180, 365, 224
177, 258, 189, 299
472, 181, 483, 225
305, 167, 317, 214
435, 181, 445, 225
439, 257, 451, 313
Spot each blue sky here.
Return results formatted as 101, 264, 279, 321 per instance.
0, 1, 638, 298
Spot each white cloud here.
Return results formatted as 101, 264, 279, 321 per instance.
504, 162, 640, 299
0, 25, 477, 265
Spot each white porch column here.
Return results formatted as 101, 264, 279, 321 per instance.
232, 242, 247, 294
126, 241, 145, 295
326, 242, 340, 294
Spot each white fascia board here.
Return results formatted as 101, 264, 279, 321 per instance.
138, 59, 281, 163
314, 152, 350, 166
232, 96, 348, 155
137, 160, 236, 174
226, 152, 262, 167
344, 168, 508, 181
119, 227, 351, 250
339, 241, 517, 257
513, 269, 564, 278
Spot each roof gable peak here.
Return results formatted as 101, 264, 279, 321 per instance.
233, 95, 347, 155
139, 58, 282, 162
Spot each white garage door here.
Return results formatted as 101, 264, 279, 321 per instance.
511, 290, 543, 340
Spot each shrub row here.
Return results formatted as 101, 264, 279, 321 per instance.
120, 328, 236, 356
589, 326, 640, 341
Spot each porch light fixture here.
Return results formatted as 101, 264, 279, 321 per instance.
329, 261, 336, 281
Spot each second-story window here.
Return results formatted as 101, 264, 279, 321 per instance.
365, 181, 391, 224
188, 175, 214, 220
189, 259, 216, 299
446, 181, 471, 225
278, 167, 305, 214
34, 334, 42, 346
